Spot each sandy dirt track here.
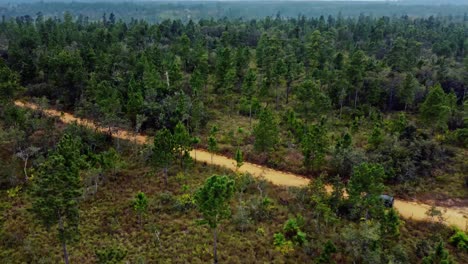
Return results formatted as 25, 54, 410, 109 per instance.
15, 100, 468, 230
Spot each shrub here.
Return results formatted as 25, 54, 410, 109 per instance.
449, 229, 468, 252
283, 217, 306, 246
95, 245, 127, 264
249, 196, 275, 221
173, 193, 195, 212
273, 233, 294, 255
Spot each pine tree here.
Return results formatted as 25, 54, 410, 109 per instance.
132, 191, 148, 227
0, 60, 23, 107
316, 240, 337, 264
422, 241, 455, 264
301, 122, 328, 172
253, 108, 279, 153
347, 163, 385, 220
153, 128, 175, 185
30, 134, 84, 264
420, 84, 450, 132
368, 123, 384, 150
207, 125, 219, 164
398, 73, 418, 110
173, 121, 192, 168
195, 175, 235, 264
296, 80, 331, 118
235, 148, 244, 169
381, 208, 401, 240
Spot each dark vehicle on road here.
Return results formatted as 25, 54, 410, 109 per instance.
379, 194, 394, 208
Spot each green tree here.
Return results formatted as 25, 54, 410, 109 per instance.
173, 121, 192, 168
381, 208, 401, 240
0, 60, 23, 108
347, 50, 367, 108
449, 229, 468, 252
207, 125, 219, 164
98, 147, 121, 181
422, 241, 455, 264
296, 80, 331, 118
132, 191, 148, 226
368, 123, 384, 150
30, 134, 84, 264
420, 84, 450, 132
241, 68, 258, 126
301, 122, 328, 171
153, 128, 175, 185
253, 108, 279, 153
126, 78, 144, 129
235, 148, 244, 169
317, 240, 337, 264
195, 175, 235, 264
347, 163, 385, 220
398, 73, 418, 110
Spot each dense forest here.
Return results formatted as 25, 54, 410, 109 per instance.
0, 3, 467, 263
1, 1, 468, 23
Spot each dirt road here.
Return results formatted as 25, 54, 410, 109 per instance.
15, 100, 468, 230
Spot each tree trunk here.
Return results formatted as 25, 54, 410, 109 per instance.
339, 101, 343, 119
275, 84, 279, 110
354, 89, 358, 109
23, 156, 29, 180
213, 227, 218, 264
249, 102, 252, 129
286, 80, 291, 104
163, 167, 168, 186
62, 236, 69, 264
58, 216, 70, 264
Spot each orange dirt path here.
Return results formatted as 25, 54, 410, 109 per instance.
15, 100, 468, 230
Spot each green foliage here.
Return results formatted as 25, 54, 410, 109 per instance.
0, 60, 23, 105
235, 148, 243, 169
153, 128, 175, 184
98, 147, 122, 179
347, 163, 386, 219
253, 108, 279, 153
249, 196, 275, 222
316, 240, 337, 264
422, 241, 455, 264
342, 221, 382, 263
273, 233, 294, 255
282, 216, 306, 246
301, 122, 328, 171
381, 208, 401, 239
449, 230, 468, 252
194, 175, 235, 229
368, 123, 384, 149
348, 163, 385, 199
296, 80, 331, 118
96, 245, 127, 264
30, 134, 84, 262
420, 84, 450, 132
173, 121, 192, 161
132, 192, 148, 220
389, 113, 408, 135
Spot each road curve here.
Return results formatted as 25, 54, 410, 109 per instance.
14, 100, 468, 230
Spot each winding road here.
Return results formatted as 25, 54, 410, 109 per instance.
14, 100, 468, 230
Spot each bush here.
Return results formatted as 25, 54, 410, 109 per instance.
445, 128, 468, 147
449, 229, 468, 252
232, 203, 252, 232
173, 193, 195, 212
273, 233, 294, 255
249, 196, 275, 222
95, 245, 127, 264
283, 217, 306, 246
